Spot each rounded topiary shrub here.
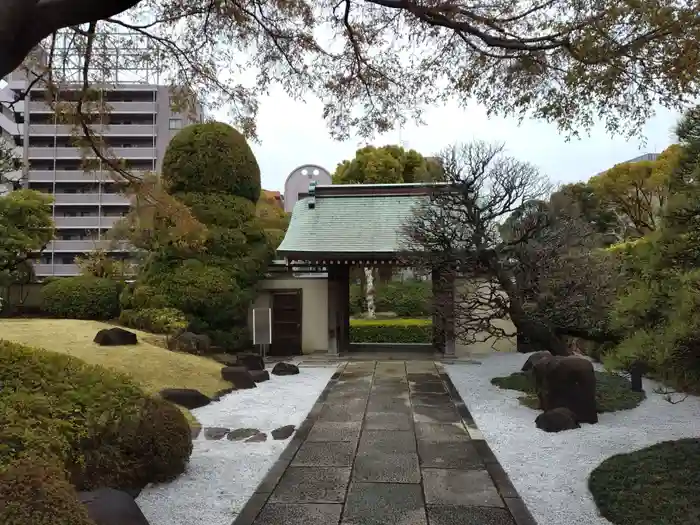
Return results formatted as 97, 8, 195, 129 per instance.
0, 456, 95, 525
41, 276, 120, 320
162, 121, 261, 202
0, 339, 192, 514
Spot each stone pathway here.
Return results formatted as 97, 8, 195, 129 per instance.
232, 361, 537, 525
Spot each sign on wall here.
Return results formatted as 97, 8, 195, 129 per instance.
253, 307, 272, 346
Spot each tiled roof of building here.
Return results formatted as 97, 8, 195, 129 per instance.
277, 183, 448, 259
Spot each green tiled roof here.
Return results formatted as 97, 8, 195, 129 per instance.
277, 194, 427, 256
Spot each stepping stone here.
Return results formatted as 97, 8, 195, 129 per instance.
246, 432, 268, 443
427, 506, 516, 525
228, 428, 261, 441
422, 469, 504, 507
203, 427, 230, 440
342, 482, 426, 525
272, 425, 296, 440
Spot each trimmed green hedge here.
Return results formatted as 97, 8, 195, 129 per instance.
0, 339, 192, 525
41, 276, 120, 320
350, 318, 432, 343
120, 307, 188, 335
350, 280, 432, 318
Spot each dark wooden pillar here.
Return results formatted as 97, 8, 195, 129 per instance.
337, 264, 351, 353
432, 265, 456, 355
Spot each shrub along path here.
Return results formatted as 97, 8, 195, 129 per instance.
233, 360, 536, 525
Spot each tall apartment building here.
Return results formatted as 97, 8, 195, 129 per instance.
0, 55, 201, 277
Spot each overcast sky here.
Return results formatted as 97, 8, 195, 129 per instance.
219, 84, 681, 193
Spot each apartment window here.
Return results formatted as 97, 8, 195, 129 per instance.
169, 118, 183, 130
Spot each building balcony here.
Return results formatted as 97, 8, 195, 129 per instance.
53, 215, 122, 229
47, 239, 131, 252
52, 193, 131, 206
28, 147, 156, 159
28, 101, 157, 113
32, 263, 81, 277
27, 124, 156, 136
28, 170, 145, 183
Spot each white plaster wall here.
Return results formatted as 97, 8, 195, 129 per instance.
249, 277, 329, 354
454, 277, 517, 357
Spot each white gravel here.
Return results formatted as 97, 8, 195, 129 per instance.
446, 353, 700, 525
137, 365, 338, 525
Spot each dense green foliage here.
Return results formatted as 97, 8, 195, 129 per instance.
119, 308, 188, 335
350, 318, 432, 343
588, 439, 700, 525
41, 276, 120, 320
128, 121, 274, 348
162, 122, 261, 202
350, 280, 432, 317
0, 340, 192, 524
334, 144, 444, 184
0, 189, 54, 286
604, 107, 700, 391
490, 370, 645, 413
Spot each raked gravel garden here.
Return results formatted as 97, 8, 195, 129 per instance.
136, 362, 338, 525
446, 352, 700, 525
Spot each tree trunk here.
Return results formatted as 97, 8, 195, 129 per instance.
364, 267, 376, 319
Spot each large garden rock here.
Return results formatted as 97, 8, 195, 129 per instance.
521, 351, 552, 372
94, 327, 138, 346
168, 331, 211, 355
78, 488, 150, 525
159, 388, 211, 409
272, 362, 299, 376
221, 366, 256, 389
236, 353, 265, 371
250, 369, 270, 383
535, 407, 580, 432
533, 355, 598, 424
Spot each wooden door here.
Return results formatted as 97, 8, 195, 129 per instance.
270, 291, 302, 356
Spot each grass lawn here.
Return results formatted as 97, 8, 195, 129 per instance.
491, 370, 646, 412
588, 438, 700, 525
0, 318, 230, 427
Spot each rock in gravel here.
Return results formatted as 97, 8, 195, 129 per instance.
271, 425, 296, 440
271, 362, 300, 376
203, 427, 230, 440
250, 370, 270, 383
533, 355, 598, 424
78, 488, 150, 525
536, 407, 580, 432
160, 388, 211, 409
521, 351, 552, 372
228, 428, 261, 441
94, 327, 138, 346
236, 353, 265, 371
221, 366, 256, 389
246, 432, 268, 443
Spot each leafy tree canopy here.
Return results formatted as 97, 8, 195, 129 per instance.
334, 144, 444, 184
3, 0, 698, 145
0, 189, 54, 284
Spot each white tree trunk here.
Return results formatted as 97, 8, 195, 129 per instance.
364, 266, 376, 319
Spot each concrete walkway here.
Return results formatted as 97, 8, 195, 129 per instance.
233, 361, 537, 525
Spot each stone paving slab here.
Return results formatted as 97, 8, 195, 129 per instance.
232, 360, 538, 525
269, 467, 351, 503
342, 483, 427, 525
423, 468, 505, 507
353, 451, 421, 483
253, 503, 343, 525
427, 505, 516, 525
